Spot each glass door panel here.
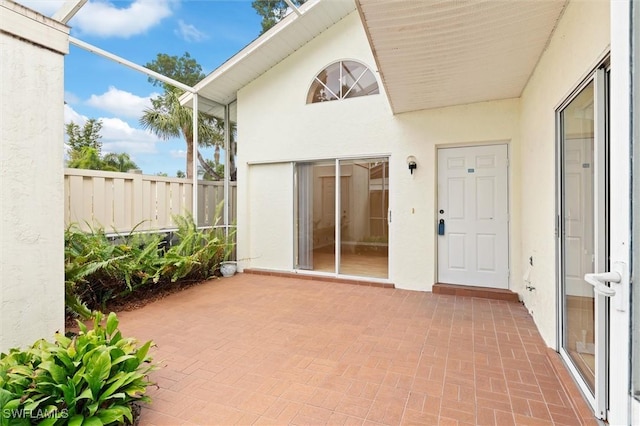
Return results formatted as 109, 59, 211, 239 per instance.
560, 80, 597, 393
338, 158, 389, 278
559, 66, 609, 419
295, 161, 336, 273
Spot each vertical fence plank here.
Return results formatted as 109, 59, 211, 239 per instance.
132, 173, 143, 230
123, 178, 133, 232
68, 175, 84, 229
91, 177, 106, 230
184, 182, 193, 220
142, 179, 152, 231
215, 184, 224, 226
112, 178, 125, 233
150, 181, 159, 229
197, 183, 205, 227
63, 175, 70, 229
231, 182, 237, 225
169, 182, 181, 227
104, 179, 114, 231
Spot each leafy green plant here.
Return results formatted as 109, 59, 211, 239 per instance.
65, 224, 165, 316
0, 312, 155, 425
65, 212, 230, 317
160, 213, 225, 282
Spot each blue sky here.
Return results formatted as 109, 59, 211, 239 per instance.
18, 0, 262, 175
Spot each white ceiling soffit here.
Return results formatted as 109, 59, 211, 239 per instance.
357, 0, 568, 114
183, 0, 356, 115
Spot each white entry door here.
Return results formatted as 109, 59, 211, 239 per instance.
437, 144, 509, 288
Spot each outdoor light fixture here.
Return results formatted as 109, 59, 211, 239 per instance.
407, 155, 417, 174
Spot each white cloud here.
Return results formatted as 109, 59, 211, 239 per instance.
64, 104, 87, 125
65, 91, 81, 105
86, 87, 157, 119
64, 104, 160, 156
99, 117, 159, 154
170, 150, 186, 159
15, 0, 65, 16
175, 20, 208, 43
14, 0, 172, 38
73, 0, 173, 38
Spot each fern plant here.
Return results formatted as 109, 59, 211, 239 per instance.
65, 212, 228, 317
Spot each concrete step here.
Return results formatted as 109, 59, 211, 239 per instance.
433, 283, 519, 302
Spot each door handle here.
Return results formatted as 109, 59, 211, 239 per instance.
584, 261, 627, 311
583, 271, 618, 297
438, 219, 445, 235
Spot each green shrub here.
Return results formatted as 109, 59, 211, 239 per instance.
65, 225, 165, 316
65, 212, 229, 317
159, 214, 225, 283
0, 312, 155, 426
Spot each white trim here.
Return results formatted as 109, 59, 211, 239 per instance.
434, 139, 511, 150
559, 348, 597, 409
52, 0, 86, 24
192, 94, 198, 224
283, 0, 302, 16
247, 153, 392, 166
190, 0, 348, 94
1, 1, 69, 54
70, 37, 195, 94
435, 143, 510, 289
593, 66, 608, 419
259, 267, 393, 285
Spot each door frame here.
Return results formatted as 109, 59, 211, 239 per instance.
435, 141, 511, 288
555, 60, 610, 419
292, 155, 391, 282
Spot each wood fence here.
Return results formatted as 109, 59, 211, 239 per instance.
64, 168, 237, 233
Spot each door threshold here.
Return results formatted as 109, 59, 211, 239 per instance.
243, 268, 395, 289
433, 283, 519, 302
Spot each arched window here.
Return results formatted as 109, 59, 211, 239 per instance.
306, 60, 379, 104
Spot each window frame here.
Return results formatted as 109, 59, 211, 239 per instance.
306, 60, 379, 104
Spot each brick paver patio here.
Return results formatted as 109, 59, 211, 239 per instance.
115, 274, 596, 425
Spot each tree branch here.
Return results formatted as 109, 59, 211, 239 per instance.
197, 150, 223, 180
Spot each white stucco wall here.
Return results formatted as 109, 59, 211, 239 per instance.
244, 163, 294, 270
0, 1, 69, 350
518, 0, 610, 347
237, 11, 522, 292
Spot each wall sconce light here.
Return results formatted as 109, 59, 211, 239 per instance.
407, 155, 417, 174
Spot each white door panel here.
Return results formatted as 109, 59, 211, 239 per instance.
437, 144, 509, 288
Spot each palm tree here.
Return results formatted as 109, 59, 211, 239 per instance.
140, 89, 223, 179
102, 152, 138, 172
198, 158, 225, 181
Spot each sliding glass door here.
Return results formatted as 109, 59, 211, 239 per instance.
558, 66, 609, 418
295, 158, 389, 279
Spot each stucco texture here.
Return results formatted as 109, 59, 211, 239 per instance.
237, 11, 521, 292
518, 0, 610, 347
0, 12, 67, 350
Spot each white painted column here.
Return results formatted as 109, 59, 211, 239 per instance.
0, 2, 69, 350
192, 93, 199, 225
